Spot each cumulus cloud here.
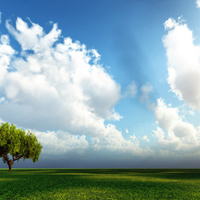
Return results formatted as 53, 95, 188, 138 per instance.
154, 99, 200, 152
33, 125, 151, 157
90, 124, 143, 154
0, 17, 151, 158
0, 17, 122, 138
0, 35, 16, 87
125, 129, 129, 134
34, 130, 89, 155
197, 0, 200, 8
163, 17, 200, 110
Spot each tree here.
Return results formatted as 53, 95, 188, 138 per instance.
0, 122, 43, 172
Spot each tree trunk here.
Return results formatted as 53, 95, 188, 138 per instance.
7, 160, 14, 172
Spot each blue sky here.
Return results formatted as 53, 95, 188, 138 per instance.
1, 0, 200, 168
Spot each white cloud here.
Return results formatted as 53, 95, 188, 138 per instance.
163, 17, 200, 110
164, 18, 178, 30
0, 17, 153, 158
188, 110, 195, 115
140, 83, 153, 103
197, 0, 200, 8
32, 125, 152, 157
34, 130, 89, 155
0, 97, 5, 103
0, 17, 122, 139
142, 135, 150, 142
154, 127, 165, 140
124, 81, 137, 98
0, 35, 16, 86
6, 18, 46, 51
110, 109, 123, 121
130, 134, 137, 141
125, 129, 129, 134
154, 98, 200, 152
164, 17, 185, 30
155, 99, 179, 131
90, 125, 152, 156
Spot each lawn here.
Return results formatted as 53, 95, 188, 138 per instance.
0, 168, 200, 199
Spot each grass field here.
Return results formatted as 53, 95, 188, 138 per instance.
0, 168, 200, 199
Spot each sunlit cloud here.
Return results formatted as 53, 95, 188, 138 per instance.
0, 17, 152, 157
197, 0, 200, 8
0, 17, 122, 138
153, 98, 200, 152
163, 17, 200, 110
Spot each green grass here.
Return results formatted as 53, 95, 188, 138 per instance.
0, 168, 200, 199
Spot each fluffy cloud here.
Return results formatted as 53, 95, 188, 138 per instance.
90, 124, 143, 154
34, 130, 89, 155
0, 17, 151, 158
154, 99, 200, 152
163, 17, 200, 110
154, 99, 179, 131
90, 130, 153, 159
164, 18, 178, 30
197, 0, 200, 8
33, 125, 151, 157
0, 35, 16, 85
0, 17, 122, 138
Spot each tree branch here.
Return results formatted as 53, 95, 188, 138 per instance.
13, 154, 24, 161
3, 152, 8, 161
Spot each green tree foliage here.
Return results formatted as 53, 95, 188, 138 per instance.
0, 122, 43, 172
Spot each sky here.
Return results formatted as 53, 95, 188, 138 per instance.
1, 0, 200, 168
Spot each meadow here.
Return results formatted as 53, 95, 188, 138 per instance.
0, 168, 200, 199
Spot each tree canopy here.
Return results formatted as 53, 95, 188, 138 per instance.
0, 122, 43, 171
